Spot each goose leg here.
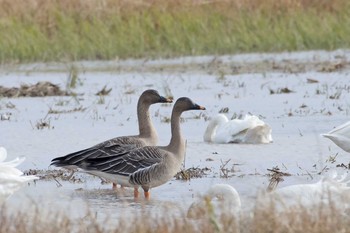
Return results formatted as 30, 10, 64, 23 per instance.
143, 187, 150, 200
144, 191, 150, 200
112, 183, 117, 190
134, 187, 139, 198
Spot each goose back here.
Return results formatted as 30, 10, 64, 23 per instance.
50, 89, 172, 169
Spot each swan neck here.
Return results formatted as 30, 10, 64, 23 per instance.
203, 116, 226, 142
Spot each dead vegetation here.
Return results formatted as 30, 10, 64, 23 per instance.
48, 106, 86, 114
1, 195, 350, 233
266, 166, 291, 192
95, 85, 112, 96
24, 169, 83, 185
175, 167, 211, 180
269, 87, 294, 95
336, 163, 350, 170
0, 82, 70, 98
31, 118, 53, 130
220, 159, 238, 178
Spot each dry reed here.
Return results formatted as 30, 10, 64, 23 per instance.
1, 193, 350, 233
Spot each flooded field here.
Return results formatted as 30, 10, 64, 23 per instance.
1, 50, 350, 224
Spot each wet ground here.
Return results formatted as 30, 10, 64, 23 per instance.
1, 49, 350, 223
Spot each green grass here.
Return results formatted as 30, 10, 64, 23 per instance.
0, 0, 350, 63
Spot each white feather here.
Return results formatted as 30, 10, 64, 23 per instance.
323, 121, 350, 153
188, 171, 350, 222
203, 114, 273, 144
0, 147, 38, 205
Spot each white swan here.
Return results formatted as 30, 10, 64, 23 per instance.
264, 171, 350, 212
203, 114, 273, 144
187, 184, 241, 219
188, 172, 350, 220
0, 147, 39, 205
322, 121, 350, 153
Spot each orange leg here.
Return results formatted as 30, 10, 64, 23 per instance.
134, 187, 139, 198
144, 191, 150, 200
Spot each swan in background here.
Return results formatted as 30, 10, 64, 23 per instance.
187, 184, 241, 232
322, 121, 350, 153
263, 170, 350, 212
0, 147, 39, 205
188, 171, 350, 220
203, 114, 273, 144
187, 184, 241, 219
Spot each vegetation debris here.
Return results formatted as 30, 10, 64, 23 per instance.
24, 169, 83, 184
175, 167, 211, 180
266, 166, 291, 192
269, 87, 294, 94
96, 85, 112, 96
0, 82, 69, 98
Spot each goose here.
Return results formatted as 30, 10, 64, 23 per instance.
80, 97, 206, 199
203, 114, 273, 144
322, 121, 350, 153
50, 89, 172, 188
0, 147, 39, 205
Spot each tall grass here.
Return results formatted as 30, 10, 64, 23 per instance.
1, 197, 350, 233
0, 0, 350, 63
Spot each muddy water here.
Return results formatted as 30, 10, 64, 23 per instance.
1, 50, 350, 223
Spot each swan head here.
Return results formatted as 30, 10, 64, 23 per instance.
173, 97, 206, 113
139, 89, 173, 105
187, 184, 241, 219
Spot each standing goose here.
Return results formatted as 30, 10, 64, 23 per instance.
50, 89, 172, 188
81, 97, 206, 199
203, 114, 273, 144
322, 121, 350, 153
0, 147, 38, 205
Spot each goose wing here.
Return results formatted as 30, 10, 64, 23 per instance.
83, 146, 164, 176
50, 136, 144, 167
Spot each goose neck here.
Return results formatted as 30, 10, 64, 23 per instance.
137, 101, 157, 140
168, 109, 185, 153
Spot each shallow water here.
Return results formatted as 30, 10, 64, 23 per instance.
1, 50, 350, 222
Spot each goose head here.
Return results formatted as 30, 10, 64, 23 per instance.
172, 97, 206, 113
139, 89, 173, 105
